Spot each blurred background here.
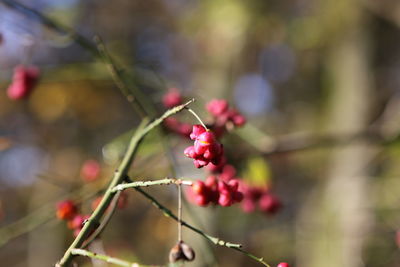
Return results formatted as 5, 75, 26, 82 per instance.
1, 0, 400, 266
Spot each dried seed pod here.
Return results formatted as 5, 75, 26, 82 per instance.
180, 241, 195, 261
169, 241, 195, 263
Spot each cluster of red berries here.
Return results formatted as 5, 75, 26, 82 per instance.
240, 185, 281, 215
206, 99, 246, 132
56, 200, 89, 237
7, 65, 40, 100
207, 157, 282, 215
184, 125, 223, 168
162, 89, 246, 139
190, 176, 243, 207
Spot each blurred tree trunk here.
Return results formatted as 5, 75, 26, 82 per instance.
296, 6, 374, 267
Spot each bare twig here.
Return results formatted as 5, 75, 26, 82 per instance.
71, 248, 157, 267
111, 178, 193, 192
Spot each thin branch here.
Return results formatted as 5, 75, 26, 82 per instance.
186, 108, 208, 131
71, 248, 156, 267
94, 36, 148, 118
56, 100, 194, 267
111, 178, 193, 192
133, 185, 271, 266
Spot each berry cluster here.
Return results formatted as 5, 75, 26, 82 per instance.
190, 176, 243, 207
206, 99, 246, 138
56, 200, 90, 237
7, 65, 40, 100
184, 125, 223, 168
240, 185, 281, 215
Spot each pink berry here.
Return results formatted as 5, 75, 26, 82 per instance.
206, 99, 229, 116
259, 194, 281, 214
7, 65, 40, 100
218, 192, 232, 207
228, 179, 240, 191
184, 146, 197, 158
194, 194, 209, 206
192, 180, 206, 194
233, 191, 244, 202
277, 263, 290, 267
190, 125, 206, 140
232, 114, 246, 127
218, 180, 230, 194
80, 159, 101, 182
241, 199, 256, 213
162, 88, 182, 108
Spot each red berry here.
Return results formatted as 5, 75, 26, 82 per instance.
80, 159, 101, 182
206, 99, 229, 116
259, 194, 281, 214
218, 180, 230, 194
184, 146, 197, 158
205, 176, 218, 189
7, 65, 40, 100
233, 191, 244, 202
162, 88, 182, 108
197, 131, 215, 145
190, 125, 206, 140
228, 179, 240, 191
194, 194, 209, 206
67, 214, 88, 229
277, 263, 290, 267
241, 198, 256, 213
56, 200, 78, 220
192, 180, 206, 194
232, 113, 246, 127
218, 192, 232, 207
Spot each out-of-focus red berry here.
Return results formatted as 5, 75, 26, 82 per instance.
56, 200, 78, 220
163, 88, 183, 108
206, 99, 229, 116
80, 159, 101, 182
7, 65, 40, 100
117, 191, 128, 209
192, 180, 206, 194
277, 263, 290, 267
67, 214, 88, 229
259, 194, 281, 214
218, 192, 232, 207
